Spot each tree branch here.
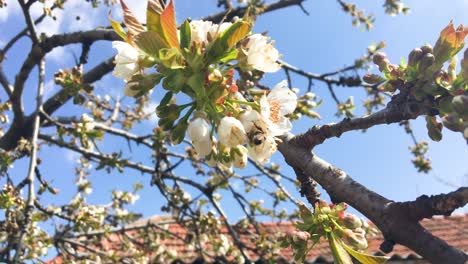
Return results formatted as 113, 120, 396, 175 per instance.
18, 0, 39, 44
278, 138, 467, 263
293, 98, 428, 149
0, 64, 13, 97
12, 58, 45, 263
204, 0, 307, 23
390, 187, 468, 221
0, 57, 115, 151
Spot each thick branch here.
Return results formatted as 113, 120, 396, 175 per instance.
390, 187, 468, 221
293, 99, 427, 149
278, 140, 467, 263
0, 64, 13, 97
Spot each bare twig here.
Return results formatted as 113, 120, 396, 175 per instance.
13, 58, 45, 263
18, 0, 39, 44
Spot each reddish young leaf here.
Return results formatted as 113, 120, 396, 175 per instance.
120, 0, 145, 39
147, 0, 164, 14
160, 0, 180, 49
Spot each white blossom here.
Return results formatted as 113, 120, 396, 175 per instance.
241, 34, 281, 72
217, 116, 247, 147
81, 113, 95, 131
248, 135, 277, 164
187, 117, 213, 156
189, 20, 232, 47
238, 81, 297, 163
218, 234, 231, 255
232, 145, 248, 168
260, 80, 297, 136
112, 41, 140, 80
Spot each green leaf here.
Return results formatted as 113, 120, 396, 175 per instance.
159, 91, 174, 107
171, 120, 188, 145
220, 20, 252, 49
328, 232, 353, 264
133, 31, 167, 58
341, 240, 389, 264
147, 0, 164, 32
180, 19, 192, 50
108, 12, 127, 42
187, 72, 204, 97
162, 70, 186, 93
219, 49, 238, 63
298, 202, 313, 222
126, 73, 164, 97
159, 47, 185, 69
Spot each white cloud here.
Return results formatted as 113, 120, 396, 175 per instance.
0, 1, 20, 23
43, 79, 58, 99
144, 101, 159, 123
30, 0, 106, 36
64, 149, 80, 164
45, 46, 67, 64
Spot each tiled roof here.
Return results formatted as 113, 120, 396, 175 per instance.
47, 214, 468, 263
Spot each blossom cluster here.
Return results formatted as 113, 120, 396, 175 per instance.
110, 0, 298, 167
363, 22, 468, 142
281, 201, 385, 263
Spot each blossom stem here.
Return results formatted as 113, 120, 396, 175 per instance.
226, 99, 260, 110
178, 102, 195, 110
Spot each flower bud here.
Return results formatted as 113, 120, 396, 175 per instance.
363, 73, 384, 84
218, 144, 232, 168
205, 148, 218, 167
425, 116, 443, 142
217, 117, 247, 147
442, 114, 463, 132
452, 95, 468, 118
433, 23, 468, 66
408, 48, 423, 67
418, 53, 435, 74
373, 52, 391, 72
462, 48, 468, 81
340, 213, 362, 229
231, 145, 248, 169
341, 229, 368, 250
420, 44, 433, 55
188, 117, 213, 156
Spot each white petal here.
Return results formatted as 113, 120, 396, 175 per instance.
217, 117, 247, 147
248, 136, 277, 164
113, 63, 138, 80
239, 110, 262, 133
259, 96, 270, 121
188, 118, 211, 142
268, 81, 297, 115
112, 41, 139, 63
193, 139, 213, 156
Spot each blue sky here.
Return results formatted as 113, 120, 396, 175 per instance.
0, 0, 467, 234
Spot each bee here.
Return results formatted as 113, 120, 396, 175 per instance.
247, 123, 267, 146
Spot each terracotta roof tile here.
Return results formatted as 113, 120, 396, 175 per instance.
47, 214, 468, 263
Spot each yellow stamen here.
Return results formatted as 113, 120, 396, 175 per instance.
269, 100, 281, 123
